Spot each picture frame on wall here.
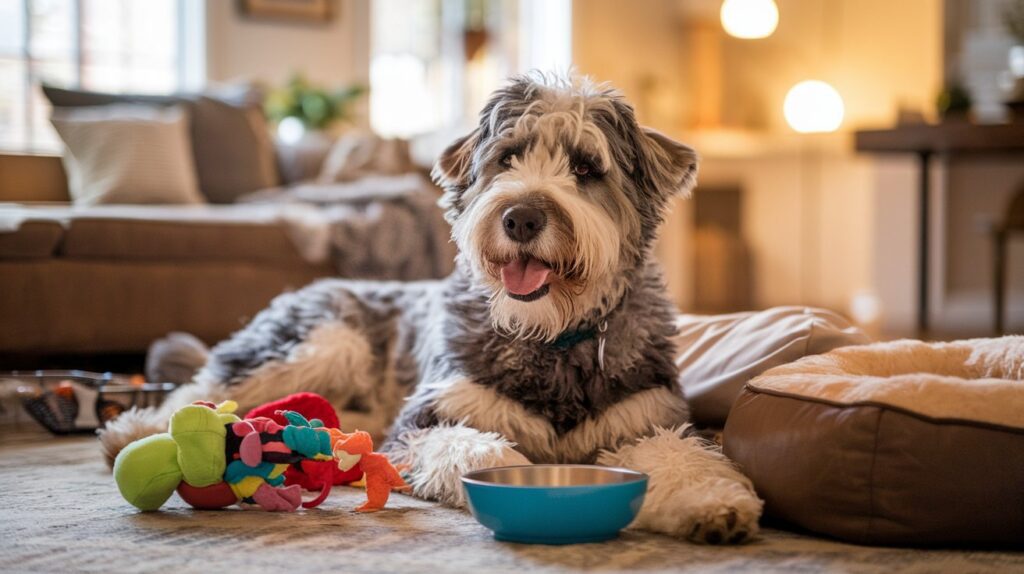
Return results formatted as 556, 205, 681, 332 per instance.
237, 0, 333, 23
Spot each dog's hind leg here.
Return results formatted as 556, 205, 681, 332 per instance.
598, 426, 763, 544
385, 424, 531, 508
224, 321, 399, 439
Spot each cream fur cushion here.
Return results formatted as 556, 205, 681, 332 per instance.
724, 336, 1024, 547
51, 104, 204, 205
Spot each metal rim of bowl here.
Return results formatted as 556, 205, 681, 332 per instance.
461, 464, 648, 489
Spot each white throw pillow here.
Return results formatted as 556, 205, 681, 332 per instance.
50, 104, 204, 205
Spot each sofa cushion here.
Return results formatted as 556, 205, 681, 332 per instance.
0, 205, 320, 265
43, 85, 279, 204
60, 207, 309, 264
0, 220, 64, 258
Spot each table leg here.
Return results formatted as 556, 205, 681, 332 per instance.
917, 150, 932, 336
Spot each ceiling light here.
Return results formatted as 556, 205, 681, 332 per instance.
720, 0, 779, 40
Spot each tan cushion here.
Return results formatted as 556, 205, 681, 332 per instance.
50, 105, 204, 205
0, 220, 63, 258
723, 337, 1024, 547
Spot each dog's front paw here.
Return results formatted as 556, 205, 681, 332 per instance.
635, 478, 762, 544
601, 426, 764, 544
400, 424, 530, 508
681, 497, 761, 545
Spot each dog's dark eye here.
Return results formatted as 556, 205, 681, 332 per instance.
572, 162, 592, 178
500, 153, 515, 168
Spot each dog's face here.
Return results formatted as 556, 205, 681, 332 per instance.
433, 74, 698, 341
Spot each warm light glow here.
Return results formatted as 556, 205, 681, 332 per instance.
277, 116, 305, 144
783, 80, 845, 133
720, 0, 778, 40
849, 291, 882, 326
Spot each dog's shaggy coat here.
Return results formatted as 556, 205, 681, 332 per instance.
101, 73, 762, 544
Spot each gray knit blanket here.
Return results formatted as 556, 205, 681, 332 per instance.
244, 174, 456, 280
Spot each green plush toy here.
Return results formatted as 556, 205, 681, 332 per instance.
113, 400, 334, 512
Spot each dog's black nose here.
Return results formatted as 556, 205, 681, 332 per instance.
502, 205, 547, 243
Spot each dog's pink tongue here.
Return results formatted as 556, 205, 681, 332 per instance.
500, 257, 551, 296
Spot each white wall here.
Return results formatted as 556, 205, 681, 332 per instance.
204, 0, 370, 89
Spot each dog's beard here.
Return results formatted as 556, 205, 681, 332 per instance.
452, 181, 623, 342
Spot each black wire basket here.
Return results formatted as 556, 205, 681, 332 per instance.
5, 370, 176, 435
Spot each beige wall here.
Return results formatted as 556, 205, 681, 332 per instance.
671, 135, 880, 318
205, 0, 370, 89
571, 0, 689, 129
574, 0, 948, 337
717, 0, 943, 131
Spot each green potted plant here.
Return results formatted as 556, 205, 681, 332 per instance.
264, 73, 366, 143
936, 82, 972, 122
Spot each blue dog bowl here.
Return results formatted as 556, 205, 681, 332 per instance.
461, 464, 648, 545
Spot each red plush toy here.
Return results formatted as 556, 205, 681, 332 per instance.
245, 393, 364, 493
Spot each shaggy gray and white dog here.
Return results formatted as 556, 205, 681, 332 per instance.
101, 73, 763, 544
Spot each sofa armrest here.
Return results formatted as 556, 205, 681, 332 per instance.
0, 154, 70, 202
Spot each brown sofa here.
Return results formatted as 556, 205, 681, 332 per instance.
0, 154, 335, 356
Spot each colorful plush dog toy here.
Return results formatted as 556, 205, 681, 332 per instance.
245, 392, 410, 512
244, 393, 364, 492
113, 394, 408, 512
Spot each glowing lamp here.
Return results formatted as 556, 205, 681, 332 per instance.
783, 80, 845, 133
720, 0, 779, 40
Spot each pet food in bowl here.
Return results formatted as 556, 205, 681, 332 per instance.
461, 464, 648, 545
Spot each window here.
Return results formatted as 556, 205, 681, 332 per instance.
0, 0, 204, 153
368, 0, 571, 138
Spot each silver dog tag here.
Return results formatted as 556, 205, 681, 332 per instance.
597, 321, 608, 371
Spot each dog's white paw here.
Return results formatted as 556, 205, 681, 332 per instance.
677, 488, 762, 545
400, 424, 530, 508
642, 478, 762, 544
600, 427, 763, 544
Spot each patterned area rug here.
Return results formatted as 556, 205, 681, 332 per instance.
1, 432, 1021, 574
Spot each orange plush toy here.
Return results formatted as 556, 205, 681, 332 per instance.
323, 429, 410, 512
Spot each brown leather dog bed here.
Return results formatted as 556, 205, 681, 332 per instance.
723, 337, 1024, 547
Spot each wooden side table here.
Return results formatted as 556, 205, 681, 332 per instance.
855, 122, 1024, 335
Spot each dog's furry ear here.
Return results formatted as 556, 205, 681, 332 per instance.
636, 127, 698, 198
433, 129, 480, 223
432, 130, 479, 192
